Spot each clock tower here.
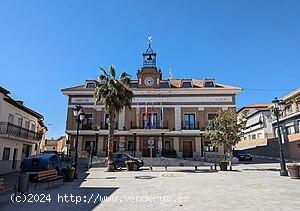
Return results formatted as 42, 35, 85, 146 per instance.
137, 39, 161, 88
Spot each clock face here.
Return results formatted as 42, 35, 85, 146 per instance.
144, 77, 154, 86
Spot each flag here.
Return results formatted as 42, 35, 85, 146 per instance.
144, 102, 148, 128
160, 101, 164, 128
136, 101, 140, 128
151, 102, 154, 128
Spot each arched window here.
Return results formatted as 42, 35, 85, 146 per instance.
23, 117, 30, 129
30, 121, 36, 132
15, 113, 22, 126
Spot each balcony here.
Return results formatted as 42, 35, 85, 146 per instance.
181, 121, 200, 130
129, 121, 170, 130
0, 122, 41, 142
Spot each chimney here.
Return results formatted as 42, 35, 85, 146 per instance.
16, 100, 24, 105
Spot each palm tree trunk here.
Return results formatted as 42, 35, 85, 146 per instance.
107, 110, 115, 172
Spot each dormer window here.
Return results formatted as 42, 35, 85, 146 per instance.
85, 81, 95, 89
160, 81, 169, 88
204, 79, 215, 88
182, 81, 192, 88
130, 82, 138, 88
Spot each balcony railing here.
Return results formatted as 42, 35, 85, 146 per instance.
0, 122, 41, 141
181, 121, 200, 130
98, 122, 118, 130
130, 121, 169, 130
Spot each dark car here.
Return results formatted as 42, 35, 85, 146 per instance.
108, 153, 143, 170
233, 150, 253, 161
20, 153, 73, 174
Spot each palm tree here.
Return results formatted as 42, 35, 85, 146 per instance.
94, 65, 133, 171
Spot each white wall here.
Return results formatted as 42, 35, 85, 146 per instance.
0, 94, 40, 132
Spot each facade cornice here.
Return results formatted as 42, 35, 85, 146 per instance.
62, 88, 241, 96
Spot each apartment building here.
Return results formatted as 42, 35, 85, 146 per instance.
0, 86, 46, 174
62, 44, 241, 160
272, 88, 300, 160
236, 104, 274, 150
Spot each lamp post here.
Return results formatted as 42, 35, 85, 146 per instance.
270, 97, 288, 176
161, 132, 165, 157
73, 105, 85, 179
200, 133, 204, 157
133, 132, 137, 156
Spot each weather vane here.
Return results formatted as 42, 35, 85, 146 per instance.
169, 68, 173, 79
147, 35, 152, 45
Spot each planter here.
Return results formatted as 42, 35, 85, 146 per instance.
125, 160, 134, 171
287, 165, 300, 179
219, 161, 228, 171
63, 167, 75, 182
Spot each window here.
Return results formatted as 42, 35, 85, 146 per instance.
286, 125, 295, 135
248, 135, 251, 140
24, 120, 29, 129
252, 134, 256, 139
183, 114, 195, 129
30, 123, 36, 131
182, 81, 192, 88
2, 148, 10, 160
165, 141, 171, 151
8, 114, 14, 124
127, 141, 134, 151
86, 82, 95, 89
142, 113, 158, 129
17, 116, 22, 126
159, 82, 169, 88
85, 141, 96, 153
130, 83, 138, 88
204, 141, 217, 152
257, 133, 262, 139
208, 113, 218, 128
204, 79, 215, 87
82, 114, 93, 130
104, 114, 109, 129
51, 155, 58, 162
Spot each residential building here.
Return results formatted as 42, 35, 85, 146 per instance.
62, 43, 241, 161
0, 86, 46, 174
236, 104, 274, 150
44, 136, 67, 154
271, 88, 300, 160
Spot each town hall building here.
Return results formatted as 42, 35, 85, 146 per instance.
62, 43, 242, 161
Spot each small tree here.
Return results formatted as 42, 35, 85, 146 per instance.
205, 109, 245, 163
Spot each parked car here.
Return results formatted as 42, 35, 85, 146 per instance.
233, 150, 253, 161
20, 153, 73, 175
106, 153, 144, 170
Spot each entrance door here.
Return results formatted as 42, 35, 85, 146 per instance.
182, 141, 193, 158
12, 148, 18, 169
141, 139, 156, 157
21, 144, 31, 160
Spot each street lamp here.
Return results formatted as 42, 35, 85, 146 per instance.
161, 132, 165, 157
270, 97, 288, 176
133, 132, 137, 156
73, 105, 85, 179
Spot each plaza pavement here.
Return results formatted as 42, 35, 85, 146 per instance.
0, 163, 299, 211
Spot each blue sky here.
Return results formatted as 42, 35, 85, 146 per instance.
0, 0, 299, 138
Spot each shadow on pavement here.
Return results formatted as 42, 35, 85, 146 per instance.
243, 168, 280, 172
0, 169, 119, 211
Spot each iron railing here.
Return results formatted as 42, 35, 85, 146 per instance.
0, 122, 41, 141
